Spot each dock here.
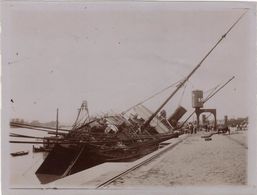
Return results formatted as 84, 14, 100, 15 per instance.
106, 131, 247, 187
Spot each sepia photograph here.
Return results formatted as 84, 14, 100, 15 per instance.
1, 1, 257, 195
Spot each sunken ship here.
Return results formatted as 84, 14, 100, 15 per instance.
10, 11, 246, 184
35, 92, 187, 183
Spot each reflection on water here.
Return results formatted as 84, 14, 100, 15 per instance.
9, 128, 49, 187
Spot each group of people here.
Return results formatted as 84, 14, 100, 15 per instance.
183, 122, 215, 134
184, 122, 197, 134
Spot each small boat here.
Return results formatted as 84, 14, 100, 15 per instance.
33, 145, 51, 153
205, 137, 212, 141
10, 150, 29, 157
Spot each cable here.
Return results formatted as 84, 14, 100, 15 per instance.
121, 79, 183, 114
178, 81, 188, 106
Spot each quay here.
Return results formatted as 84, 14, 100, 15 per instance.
106, 130, 247, 188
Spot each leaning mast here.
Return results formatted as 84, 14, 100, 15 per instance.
141, 10, 247, 130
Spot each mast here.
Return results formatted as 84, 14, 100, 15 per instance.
141, 11, 247, 130
56, 108, 59, 137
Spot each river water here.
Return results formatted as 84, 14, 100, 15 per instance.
9, 128, 50, 187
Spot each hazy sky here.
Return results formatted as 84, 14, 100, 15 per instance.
3, 1, 256, 124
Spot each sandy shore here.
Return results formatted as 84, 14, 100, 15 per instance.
108, 131, 247, 187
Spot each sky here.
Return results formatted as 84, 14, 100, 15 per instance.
2, 1, 256, 124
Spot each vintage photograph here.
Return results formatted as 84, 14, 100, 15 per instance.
2, 1, 256, 194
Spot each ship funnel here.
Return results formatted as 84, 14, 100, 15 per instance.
168, 106, 187, 128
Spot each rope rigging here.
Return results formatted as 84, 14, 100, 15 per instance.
121, 78, 184, 115
178, 80, 188, 106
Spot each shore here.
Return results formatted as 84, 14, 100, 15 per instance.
107, 130, 247, 187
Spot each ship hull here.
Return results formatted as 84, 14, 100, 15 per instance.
36, 132, 179, 184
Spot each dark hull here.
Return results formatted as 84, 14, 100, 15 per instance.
11, 151, 29, 157
36, 132, 179, 184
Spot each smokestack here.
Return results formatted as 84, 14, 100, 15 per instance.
168, 106, 187, 128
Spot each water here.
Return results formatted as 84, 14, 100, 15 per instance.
9, 128, 49, 187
